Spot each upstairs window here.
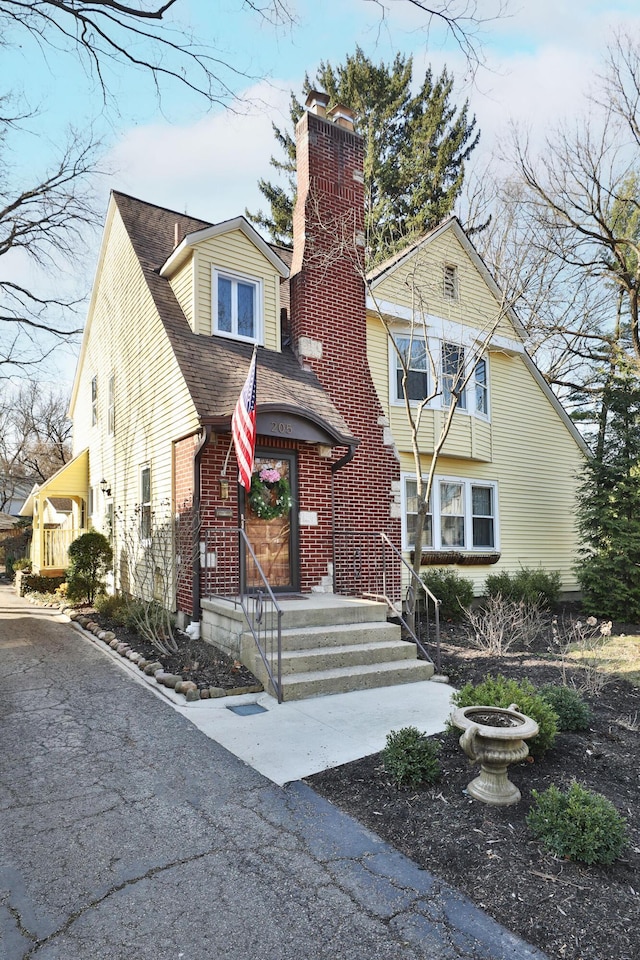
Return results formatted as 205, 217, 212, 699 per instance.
442, 342, 466, 409
213, 268, 262, 343
393, 334, 429, 402
475, 358, 488, 416
91, 376, 98, 426
443, 264, 458, 300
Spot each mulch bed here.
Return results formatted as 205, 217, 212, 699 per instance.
82, 610, 261, 693
306, 620, 640, 960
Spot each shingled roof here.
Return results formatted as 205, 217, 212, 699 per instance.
112, 192, 355, 446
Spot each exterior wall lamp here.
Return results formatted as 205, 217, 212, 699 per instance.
100, 479, 111, 497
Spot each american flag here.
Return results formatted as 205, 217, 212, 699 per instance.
231, 347, 257, 489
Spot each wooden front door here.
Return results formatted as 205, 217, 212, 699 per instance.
243, 452, 298, 592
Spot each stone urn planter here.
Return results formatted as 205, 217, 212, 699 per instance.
451, 703, 539, 806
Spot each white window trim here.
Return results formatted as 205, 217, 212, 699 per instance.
212, 265, 263, 344
91, 375, 98, 427
389, 327, 490, 420
474, 356, 490, 420
401, 473, 499, 553
140, 464, 152, 545
389, 332, 431, 407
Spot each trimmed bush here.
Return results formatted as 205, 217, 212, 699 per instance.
421, 569, 474, 622
382, 727, 441, 787
540, 685, 592, 732
451, 674, 558, 758
94, 593, 132, 625
527, 782, 627, 865
485, 567, 561, 608
66, 531, 113, 604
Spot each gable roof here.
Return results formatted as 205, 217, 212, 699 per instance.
367, 216, 589, 455
106, 192, 355, 446
160, 216, 290, 279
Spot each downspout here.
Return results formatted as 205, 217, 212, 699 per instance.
330, 442, 358, 593
191, 425, 213, 625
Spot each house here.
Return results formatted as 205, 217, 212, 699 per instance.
19, 452, 89, 575
365, 219, 587, 595
25, 91, 586, 699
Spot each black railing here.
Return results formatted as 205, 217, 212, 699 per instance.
200, 527, 283, 702
333, 529, 441, 670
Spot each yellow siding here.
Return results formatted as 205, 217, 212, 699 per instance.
169, 258, 194, 330
192, 230, 281, 349
72, 205, 200, 541
368, 226, 584, 595
374, 230, 517, 342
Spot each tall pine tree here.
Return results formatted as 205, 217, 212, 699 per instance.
576, 354, 640, 620
247, 48, 479, 265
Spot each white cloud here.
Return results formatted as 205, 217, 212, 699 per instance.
104, 81, 293, 224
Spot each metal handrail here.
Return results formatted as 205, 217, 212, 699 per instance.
380, 532, 442, 672
236, 529, 283, 703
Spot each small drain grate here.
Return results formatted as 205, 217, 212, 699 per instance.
226, 703, 268, 717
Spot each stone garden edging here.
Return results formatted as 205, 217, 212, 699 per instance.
25, 595, 263, 705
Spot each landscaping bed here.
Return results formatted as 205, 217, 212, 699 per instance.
68, 604, 262, 698
307, 623, 640, 960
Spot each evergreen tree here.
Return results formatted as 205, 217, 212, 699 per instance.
248, 48, 479, 265
576, 354, 640, 620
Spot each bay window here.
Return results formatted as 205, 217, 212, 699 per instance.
442, 342, 466, 409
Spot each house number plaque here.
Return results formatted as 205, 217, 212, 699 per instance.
256, 411, 338, 445
271, 420, 293, 435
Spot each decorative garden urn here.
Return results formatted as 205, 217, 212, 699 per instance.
451, 703, 539, 806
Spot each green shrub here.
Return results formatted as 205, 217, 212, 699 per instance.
382, 727, 441, 787
13, 557, 32, 572
451, 674, 558, 758
421, 569, 474, 622
21, 574, 65, 595
527, 782, 627, 865
66, 531, 113, 604
485, 567, 561, 608
540, 685, 592, 731
94, 593, 131, 625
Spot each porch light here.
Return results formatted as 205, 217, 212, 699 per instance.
100, 479, 111, 497
219, 476, 229, 500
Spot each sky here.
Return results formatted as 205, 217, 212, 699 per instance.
4, 0, 640, 385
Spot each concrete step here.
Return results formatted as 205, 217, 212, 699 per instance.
276, 597, 389, 630
277, 659, 435, 701
276, 639, 417, 676
246, 620, 402, 652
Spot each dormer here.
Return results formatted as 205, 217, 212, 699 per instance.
159, 216, 290, 351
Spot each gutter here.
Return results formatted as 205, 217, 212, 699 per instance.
191, 425, 213, 625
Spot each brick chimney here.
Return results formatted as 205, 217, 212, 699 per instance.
290, 92, 365, 362
290, 91, 401, 546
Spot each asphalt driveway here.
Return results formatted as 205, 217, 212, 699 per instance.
0, 584, 548, 960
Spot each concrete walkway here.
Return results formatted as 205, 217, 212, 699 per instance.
0, 583, 549, 960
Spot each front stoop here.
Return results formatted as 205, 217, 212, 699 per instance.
241, 596, 434, 701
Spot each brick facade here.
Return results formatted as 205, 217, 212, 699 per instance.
290, 108, 401, 552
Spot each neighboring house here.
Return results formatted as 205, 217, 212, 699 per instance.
1, 476, 34, 518
20, 453, 89, 575
24, 91, 586, 698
